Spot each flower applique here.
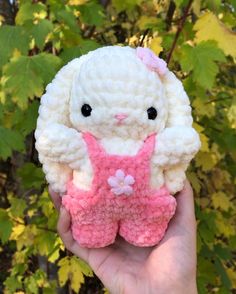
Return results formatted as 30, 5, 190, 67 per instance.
107, 169, 135, 196
136, 47, 168, 76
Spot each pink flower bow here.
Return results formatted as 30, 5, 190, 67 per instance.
136, 47, 168, 76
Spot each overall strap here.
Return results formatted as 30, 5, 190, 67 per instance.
137, 133, 156, 158
82, 132, 104, 158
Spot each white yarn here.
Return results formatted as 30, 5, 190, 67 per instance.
35, 46, 201, 194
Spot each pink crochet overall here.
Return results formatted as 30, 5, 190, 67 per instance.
62, 132, 177, 248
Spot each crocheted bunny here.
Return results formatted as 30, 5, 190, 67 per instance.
35, 46, 201, 248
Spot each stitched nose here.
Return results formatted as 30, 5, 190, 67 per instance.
114, 113, 128, 122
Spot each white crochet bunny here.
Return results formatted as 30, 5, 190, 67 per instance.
35, 46, 201, 248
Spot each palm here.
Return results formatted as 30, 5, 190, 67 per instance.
52, 181, 197, 294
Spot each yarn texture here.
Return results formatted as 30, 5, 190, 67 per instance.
35, 46, 201, 248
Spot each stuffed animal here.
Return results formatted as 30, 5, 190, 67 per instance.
35, 46, 201, 248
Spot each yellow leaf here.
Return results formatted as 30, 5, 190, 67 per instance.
211, 168, 231, 190
226, 268, 236, 288
199, 133, 209, 152
11, 224, 37, 250
194, 12, 236, 58
0, 15, 5, 25
193, 123, 209, 152
195, 151, 218, 171
150, 36, 163, 55
10, 223, 25, 240
192, 97, 215, 118
58, 256, 84, 292
70, 256, 84, 292
13, 250, 27, 264
68, 0, 88, 5
215, 214, 235, 237
212, 192, 232, 211
58, 257, 70, 287
48, 238, 61, 263
137, 16, 159, 30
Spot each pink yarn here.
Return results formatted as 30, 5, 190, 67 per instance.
136, 47, 168, 76
62, 132, 176, 248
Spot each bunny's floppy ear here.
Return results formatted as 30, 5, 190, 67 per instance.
35, 52, 94, 140
35, 51, 94, 193
162, 71, 193, 128
136, 47, 192, 128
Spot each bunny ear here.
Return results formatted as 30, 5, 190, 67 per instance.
136, 47, 168, 76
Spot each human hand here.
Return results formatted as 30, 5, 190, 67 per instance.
50, 181, 197, 294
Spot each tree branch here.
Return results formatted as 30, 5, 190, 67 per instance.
166, 0, 194, 65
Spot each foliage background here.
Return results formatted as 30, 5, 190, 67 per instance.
0, 0, 235, 293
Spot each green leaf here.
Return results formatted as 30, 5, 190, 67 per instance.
180, 41, 226, 89
35, 231, 57, 256
59, 40, 100, 64
77, 258, 93, 277
0, 25, 29, 68
24, 275, 38, 294
174, 0, 186, 7
4, 100, 39, 135
3, 54, 61, 108
0, 208, 13, 243
55, 9, 80, 33
0, 126, 25, 159
78, 1, 105, 26
27, 19, 54, 50
16, 101, 39, 136
214, 244, 232, 260
112, 0, 142, 12
215, 258, 232, 289
9, 197, 27, 218
17, 163, 45, 189
4, 275, 23, 292
16, 2, 47, 25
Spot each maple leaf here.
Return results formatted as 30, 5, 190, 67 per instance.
180, 41, 226, 89
3, 53, 61, 108
212, 192, 232, 211
58, 256, 85, 292
25, 19, 54, 50
0, 126, 25, 160
0, 25, 29, 68
15, 2, 46, 25
194, 11, 236, 58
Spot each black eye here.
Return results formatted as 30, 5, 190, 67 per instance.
147, 107, 157, 120
81, 104, 92, 117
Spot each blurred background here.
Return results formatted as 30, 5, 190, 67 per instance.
0, 0, 235, 293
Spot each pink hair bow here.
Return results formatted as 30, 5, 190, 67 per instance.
136, 47, 168, 76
